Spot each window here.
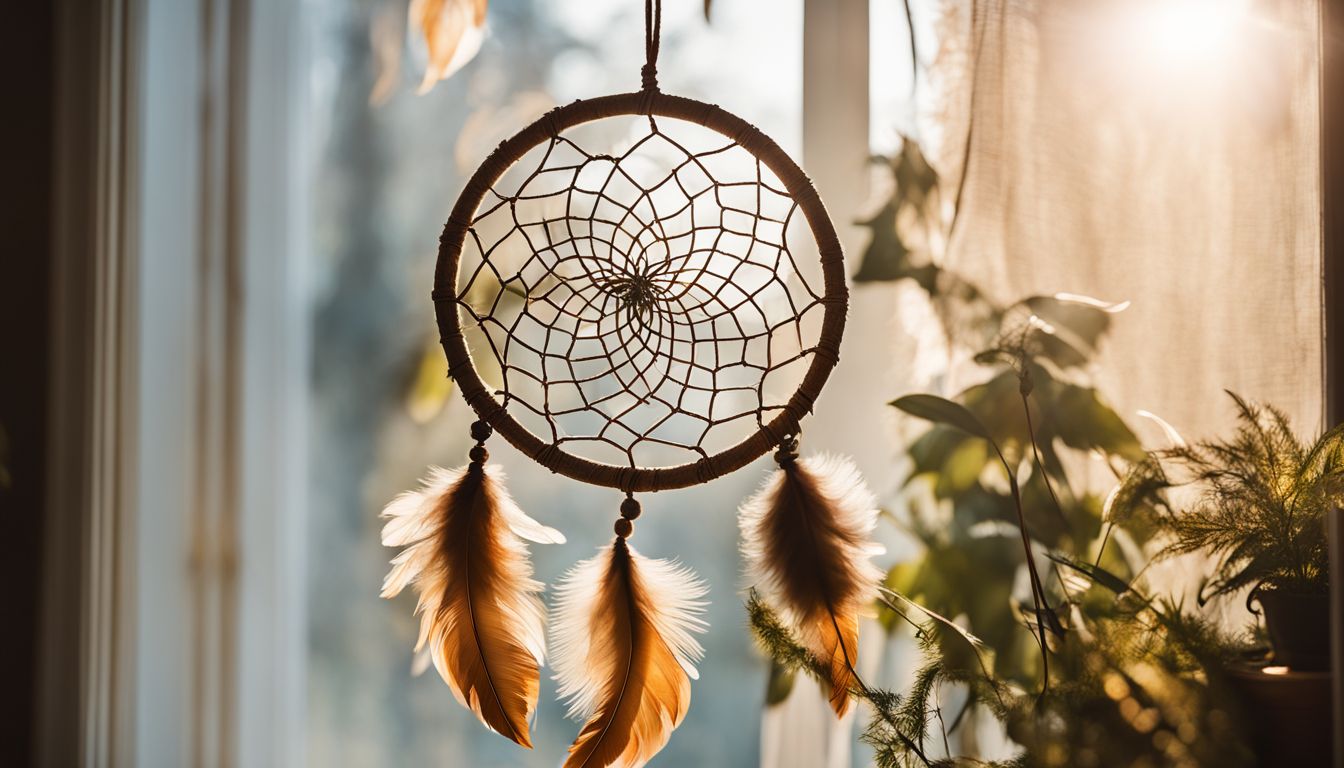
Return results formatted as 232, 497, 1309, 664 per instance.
36, 0, 1342, 765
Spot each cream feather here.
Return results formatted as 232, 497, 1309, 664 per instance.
738, 454, 882, 716
552, 538, 708, 768
380, 464, 564, 747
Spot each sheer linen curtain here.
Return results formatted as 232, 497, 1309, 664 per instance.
935, 0, 1323, 438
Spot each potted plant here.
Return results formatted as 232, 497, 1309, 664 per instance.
1140, 393, 1344, 671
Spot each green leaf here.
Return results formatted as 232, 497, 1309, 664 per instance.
1034, 332, 1093, 369
893, 139, 940, 208
852, 139, 941, 286
880, 588, 984, 651
960, 370, 1032, 453
936, 438, 990, 497
1017, 295, 1125, 369
892, 394, 992, 441
1023, 294, 1121, 353
906, 426, 970, 483
765, 659, 796, 705
878, 562, 919, 633
853, 200, 912, 283
1051, 384, 1145, 461
1046, 553, 1131, 595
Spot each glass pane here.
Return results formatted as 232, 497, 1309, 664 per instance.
304, 1, 801, 765
868, 0, 940, 155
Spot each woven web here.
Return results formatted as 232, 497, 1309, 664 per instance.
456, 115, 827, 469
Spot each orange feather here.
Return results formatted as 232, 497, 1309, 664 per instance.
552, 539, 708, 768
381, 464, 563, 747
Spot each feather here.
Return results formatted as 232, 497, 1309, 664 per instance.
739, 454, 882, 716
380, 464, 564, 747
552, 538, 708, 768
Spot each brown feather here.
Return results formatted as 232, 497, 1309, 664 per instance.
739, 455, 882, 716
553, 539, 707, 768
381, 464, 563, 747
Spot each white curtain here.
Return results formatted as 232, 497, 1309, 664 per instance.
935, 0, 1323, 438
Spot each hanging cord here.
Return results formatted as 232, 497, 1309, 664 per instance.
642, 0, 662, 91
773, 434, 799, 468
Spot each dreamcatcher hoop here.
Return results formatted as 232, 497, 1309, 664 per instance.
433, 89, 848, 492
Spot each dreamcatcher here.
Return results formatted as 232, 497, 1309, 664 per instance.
380, 2, 883, 764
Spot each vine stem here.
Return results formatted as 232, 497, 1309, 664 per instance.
1020, 391, 1069, 530
989, 441, 1051, 698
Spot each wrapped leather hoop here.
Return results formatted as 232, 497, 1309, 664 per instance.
434, 90, 848, 492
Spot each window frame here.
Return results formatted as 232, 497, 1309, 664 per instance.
41, 0, 309, 764
1320, 0, 1344, 756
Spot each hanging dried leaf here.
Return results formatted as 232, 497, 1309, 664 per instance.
411, 0, 487, 94
369, 0, 406, 106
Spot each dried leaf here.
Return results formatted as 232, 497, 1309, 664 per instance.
411, 0, 488, 95
369, 0, 406, 106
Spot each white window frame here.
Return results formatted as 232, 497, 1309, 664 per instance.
43, 0, 309, 765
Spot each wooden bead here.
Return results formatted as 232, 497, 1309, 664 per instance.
468, 445, 489, 464
614, 518, 634, 538
620, 497, 642, 520
470, 420, 493, 443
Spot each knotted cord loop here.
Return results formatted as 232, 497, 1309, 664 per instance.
542, 107, 561, 138
694, 457, 715, 485
534, 443, 560, 469
616, 466, 640, 495
641, 0, 662, 91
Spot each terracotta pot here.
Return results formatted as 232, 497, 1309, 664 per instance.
1256, 589, 1331, 671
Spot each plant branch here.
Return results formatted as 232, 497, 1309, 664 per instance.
996, 445, 1052, 697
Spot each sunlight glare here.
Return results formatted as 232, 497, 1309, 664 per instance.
1139, 0, 1251, 72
